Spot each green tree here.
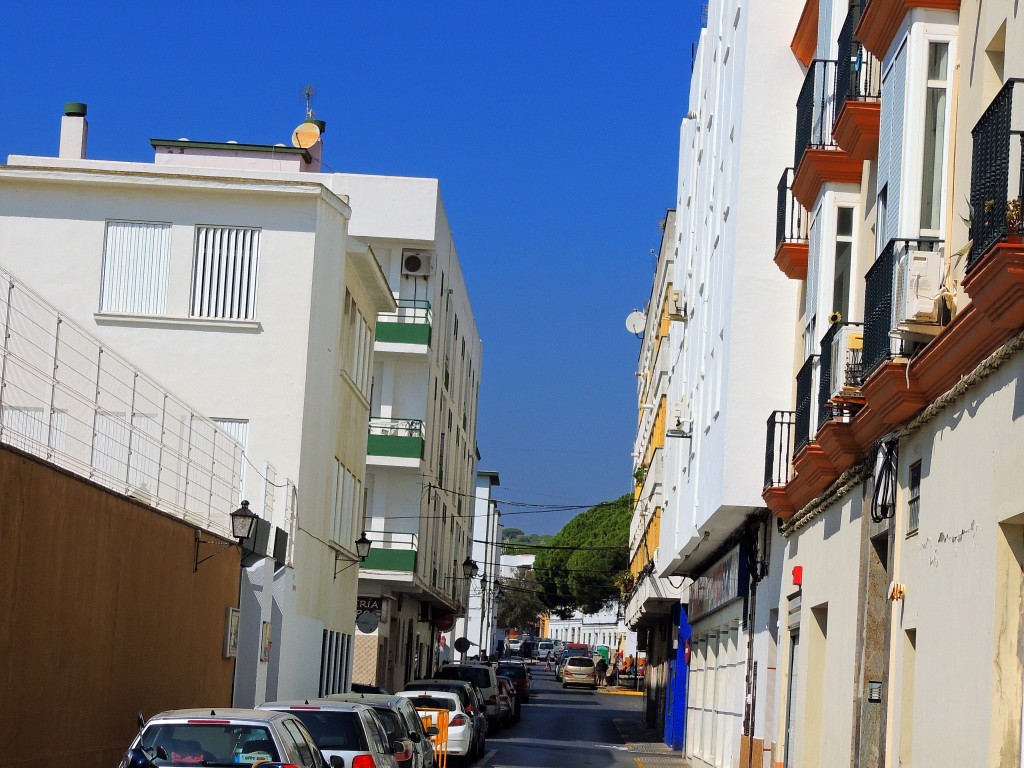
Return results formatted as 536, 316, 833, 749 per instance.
533, 494, 631, 615
496, 569, 545, 633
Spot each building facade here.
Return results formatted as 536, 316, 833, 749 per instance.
0, 107, 397, 705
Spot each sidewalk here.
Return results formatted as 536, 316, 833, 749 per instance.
603, 687, 693, 767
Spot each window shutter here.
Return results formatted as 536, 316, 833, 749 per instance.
191, 226, 260, 320
807, 206, 823, 327
888, 42, 908, 240
100, 221, 170, 314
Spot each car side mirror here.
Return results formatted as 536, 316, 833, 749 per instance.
426, 726, 440, 737
329, 756, 346, 768
409, 732, 422, 743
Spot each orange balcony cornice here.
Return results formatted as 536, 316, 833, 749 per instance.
856, 0, 962, 61
792, 149, 863, 210
772, 240, 1023, 526
775, 241, 809, 280
833, 101, 881, 161
815, 419, 861, 473
791, 0, 819, 66
961, 241, 1024, 330
763, 486, 797, 520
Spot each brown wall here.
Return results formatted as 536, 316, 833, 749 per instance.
0, 445, 240, 768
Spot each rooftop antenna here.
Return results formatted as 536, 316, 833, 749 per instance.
302, 84, 317, 120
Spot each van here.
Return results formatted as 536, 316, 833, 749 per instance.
436, 661, 502, 727
534, 640, 555, 660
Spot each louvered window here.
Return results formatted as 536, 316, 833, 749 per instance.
100, 221, 171, 314
190, 226, 260, 320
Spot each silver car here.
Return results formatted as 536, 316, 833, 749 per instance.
325, 692, 436, 768
122, 708, 327, 767
258, 700, 400, 768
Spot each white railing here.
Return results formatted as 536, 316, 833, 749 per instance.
363, 530, 418, 551
0, 266, 244, 539
368, 417, 424, 438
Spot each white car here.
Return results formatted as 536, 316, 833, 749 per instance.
122, 708, 327, 767
507, 638, 523, 654
396, 690, 476, 760
258, 700, 400, 768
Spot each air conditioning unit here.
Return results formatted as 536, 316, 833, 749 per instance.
892, 249, 943, 336
401, 249, 434, 277
666, 400, 693, 438
829, 325, 864, 400
668, 289, 686, 321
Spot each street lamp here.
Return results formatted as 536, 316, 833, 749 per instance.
194, 500, 257, 572
334, 532, 374, 579
462, 557, 479, 579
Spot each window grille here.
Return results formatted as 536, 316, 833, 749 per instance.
190, 226, 260, 320
100, 221, 171, 314
907, 461, 921, 534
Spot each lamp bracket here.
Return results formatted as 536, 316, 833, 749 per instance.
335, 550, 363, 579
194, 529, 236, 573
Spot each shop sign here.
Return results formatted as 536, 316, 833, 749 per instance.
357, 596, 389, 622
687, 546, 745, 622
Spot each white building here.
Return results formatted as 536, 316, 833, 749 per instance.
0, 106, 399, 705
657, 0, 804, 764
343, 175, 483, 691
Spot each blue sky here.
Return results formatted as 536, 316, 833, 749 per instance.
0, 2, 698, 534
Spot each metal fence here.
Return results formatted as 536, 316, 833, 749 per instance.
0, 267, 244, 539
795, 59, 840, 168
776, 167, 808, 251
378, 299, 432, 325
794, 355, 818, 454
834, 2, 881, 128
968, 79, 1024, 269
763, 410, 796, 490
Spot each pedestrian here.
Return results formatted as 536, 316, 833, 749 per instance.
595, 656, 608, 686
544, 651, 553, 672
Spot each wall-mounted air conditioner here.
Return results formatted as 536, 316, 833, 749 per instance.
666, 400, 692, 438
829, 325, 864, 400
892, 249, 943, 337
402, 249, 434, 277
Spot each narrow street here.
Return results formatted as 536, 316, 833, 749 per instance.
472, 664, 683, 768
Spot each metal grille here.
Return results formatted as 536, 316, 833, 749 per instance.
862, 238, 942, 379
190, 226, 261, 320
968, 79, 1024, 269
817, 321, 864, 429
795, 60, 839, 168
834, 3, 881, 129
794, 355, 818, 453
763, 410, 796, 489
907, 460, 921, 534
776, 168, 807, 250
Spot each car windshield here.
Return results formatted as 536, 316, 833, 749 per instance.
567, 658, 595, 668
438, 665, 491, 689
141, 723, 279, 765
496, 666, 526, 680
406, 696, 457, 711
284, 710, 367, 751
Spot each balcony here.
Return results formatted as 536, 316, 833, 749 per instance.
367, 417, 425, 461
793, 355, 818, 454
862, 238, 943, 381
792, 59, 863, 209
833, 3, 882, 160
360, 530, 418, 573
375, 299, 432, 347
817, 321, 865, 430
963, 80, 1024, 330
774, 168, 809, 280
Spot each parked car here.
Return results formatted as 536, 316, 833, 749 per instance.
325, 693, 435, 768
534, 640, 555, 660
495, 676, 518, 723
400, 679, 488, 753
507, 637, 523, 654
396, 690, 477, 762
495, 663, 531, 704
121, 708, 327, 768
258, 700, 400, 768
436, 661, 502, 728
561, 656, 598, 690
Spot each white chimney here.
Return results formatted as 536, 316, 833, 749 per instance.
59, 102, 88, 159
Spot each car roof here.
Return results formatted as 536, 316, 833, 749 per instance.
258, 700, 370, 713
325, 693, 409, 708
147, 708, 289, 724
396, 690, 460, 702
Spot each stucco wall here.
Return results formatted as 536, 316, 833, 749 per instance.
0, 444, 238, 768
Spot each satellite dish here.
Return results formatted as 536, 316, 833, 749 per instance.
291, 121, 321, 149
625, 311, 646, 335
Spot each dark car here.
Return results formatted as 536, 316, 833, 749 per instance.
495, 663, 532, 703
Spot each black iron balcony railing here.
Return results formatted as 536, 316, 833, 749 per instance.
862, 238, 942, 379
795, 59, 839, 168
794, 355, 818, 453
818, 321, 865, 429
763, 410, 796, 489
968, 79, 1024, 270
834, 3, 882, 127
776, 167, 808, 250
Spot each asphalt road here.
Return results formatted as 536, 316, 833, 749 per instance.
467, 663, 650, 768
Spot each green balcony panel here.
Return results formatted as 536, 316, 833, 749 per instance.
367, 434, 425, 459
362, 548, 417, 572
376, 322, 431, 346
